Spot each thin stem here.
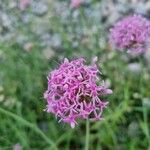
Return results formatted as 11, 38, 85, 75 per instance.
85, 119, 90, 150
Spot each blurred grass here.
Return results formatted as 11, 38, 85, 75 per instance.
0, 1, 150, 149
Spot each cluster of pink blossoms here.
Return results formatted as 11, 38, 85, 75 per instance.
109, 15, 150, 54
44, 58, 112, 128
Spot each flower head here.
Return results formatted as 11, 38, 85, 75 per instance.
109, 15, 150, 54
19, 0, 30, 11
13, 143, 21, 150
44, 58, 112, 128
70, 0, 84, 8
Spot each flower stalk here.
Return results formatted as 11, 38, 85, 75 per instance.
85, 119, 90, 150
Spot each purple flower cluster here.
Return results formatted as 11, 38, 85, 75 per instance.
44, 58, 112, 128
109, 15, 150, 54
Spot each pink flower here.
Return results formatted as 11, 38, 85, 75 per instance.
19, 0, 30, 10
13, 143, 21, 150
70, 0, 84, 8
109, 15, 150, 54
44, 58, 112, 128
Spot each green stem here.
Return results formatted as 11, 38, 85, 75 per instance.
85, 119, 90, 150
0, 107, 58, 150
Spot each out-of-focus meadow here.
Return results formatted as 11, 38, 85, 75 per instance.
0, 0, 150, 149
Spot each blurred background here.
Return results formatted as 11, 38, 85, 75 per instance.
0, 0, 150, 149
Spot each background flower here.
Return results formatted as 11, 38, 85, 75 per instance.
19, 0, 30, 10
70, 0, 84, 8
109, 15, 150, 54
